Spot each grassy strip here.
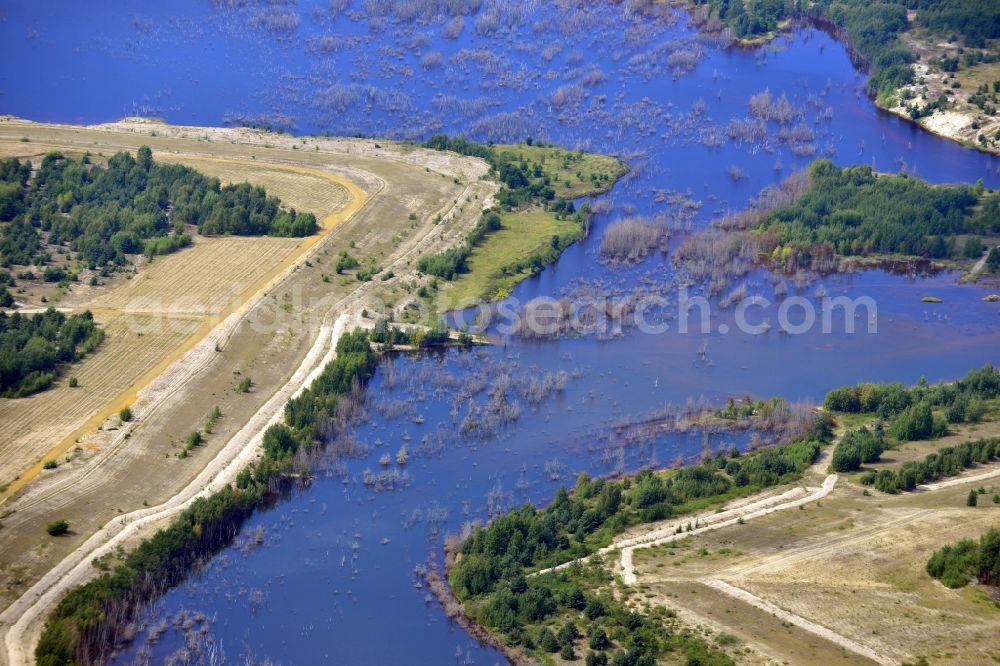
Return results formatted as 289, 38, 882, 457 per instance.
440, 210, 582, 307
420, 137, 626, 306
36, 329, 379, 666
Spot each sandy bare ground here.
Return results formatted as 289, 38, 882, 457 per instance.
630, 462, 1000, 665
701, 579, 894, 666
884, 41, 1000, 155
616, 475, 838, 585
0, 118, 496, 664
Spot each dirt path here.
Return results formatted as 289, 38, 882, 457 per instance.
615, 460, 1000, 665
617, 475, 838, 584
701, 579, 895, 666
971, 251, 989, 277
529, 444, 996, 665
531, 475, 838, 581
921, 461, 1000, 490
610, 473, 900, 666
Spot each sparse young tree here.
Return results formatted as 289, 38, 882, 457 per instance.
46, 519, 69, 536
538, 627, 559, 653
589, 626, 611, 650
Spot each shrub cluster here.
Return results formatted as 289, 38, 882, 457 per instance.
927, 528, 1000, 589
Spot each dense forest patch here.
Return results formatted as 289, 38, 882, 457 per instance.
0, 146, 317, 274
0, 309, 103, 397
759, 160, 998, 264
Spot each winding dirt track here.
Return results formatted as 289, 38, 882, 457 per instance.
616, 475, 838, 585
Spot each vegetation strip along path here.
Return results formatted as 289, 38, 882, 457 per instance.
528, 451, 1000, 664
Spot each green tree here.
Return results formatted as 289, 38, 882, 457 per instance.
987, 246, 1000, 272
538, 627, 560, 653
46, 520, 69, 536
262, 423, 299, 460
963, 237, 984, 258
558, 621, 580, 644
980, 528, 1000, 586
586, 652, 609, 666
892, 402, 934, 441
968, 489, 978, 507
589, 627, 611, 650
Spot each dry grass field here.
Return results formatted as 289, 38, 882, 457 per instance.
87, 237, 302, 315
631, 466, 1000, 665
154, 154, 350, 216
0, 314, 199, 492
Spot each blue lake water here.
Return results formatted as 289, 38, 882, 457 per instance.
3, 1, 1000, 664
